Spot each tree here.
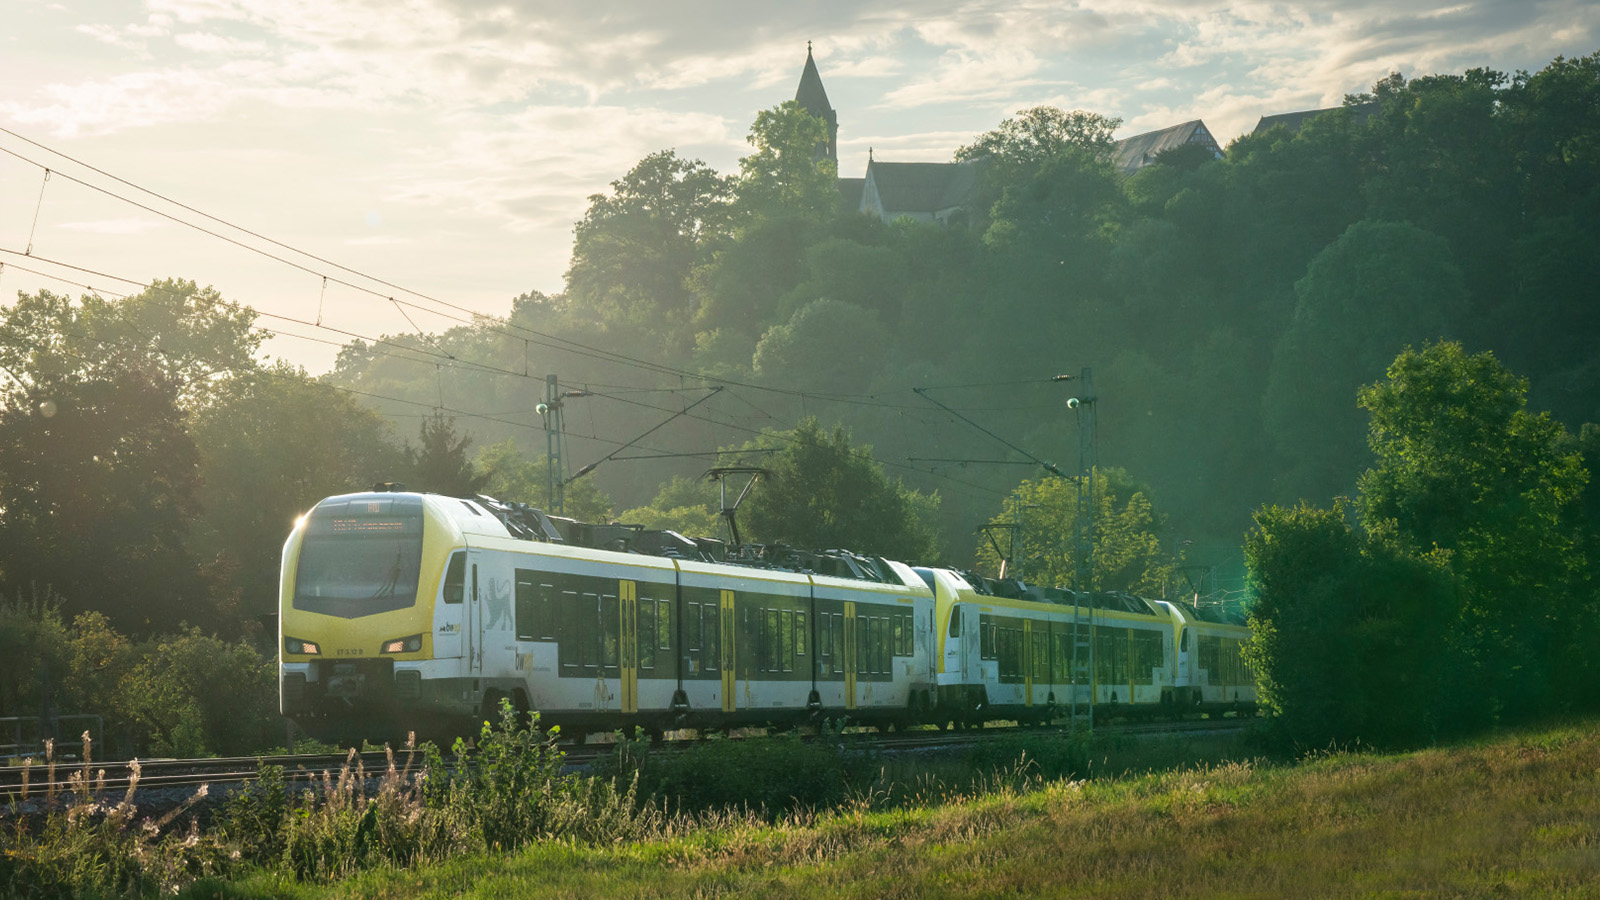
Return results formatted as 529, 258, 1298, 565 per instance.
956, 106, 1122, 235
1357, 342, 1588, 715
475, 439, 614, 523
406, 412, 488, 496
1242, 503, 1467, 748
566, 151, 733, 355
738, 419, 941, 562
189, 363, 408, 620
0, 280, 261, 406
955, 106, 1121, 171
614, 473, 723, 539
1264, 220, 1468, 504
0, 356, 209, 635
734, 101, 840, 223
1244, 343, 1592, 749
752, 299, 890, 396
974, 467, 1174, 595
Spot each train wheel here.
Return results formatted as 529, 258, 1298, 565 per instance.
482, 689, 506, 725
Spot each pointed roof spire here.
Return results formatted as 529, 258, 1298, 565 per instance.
795, 43, 831, 115
794, 43, 839, 164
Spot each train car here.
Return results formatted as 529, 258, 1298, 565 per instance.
915, 568, 1256, 725
279, 488, 936, 743
1159, 599, 1256, 716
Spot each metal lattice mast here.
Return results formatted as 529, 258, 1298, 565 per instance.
543, 374, 566, 516
1069, 367, 1096, 731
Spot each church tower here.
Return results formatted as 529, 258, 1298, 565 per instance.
794, 42, 838, 164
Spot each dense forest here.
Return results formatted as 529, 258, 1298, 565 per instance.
1, 52, 1598, 752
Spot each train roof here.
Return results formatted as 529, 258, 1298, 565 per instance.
1167, 599, 1250, 627
915, 566, 1167, 617
329, 489, 919, 588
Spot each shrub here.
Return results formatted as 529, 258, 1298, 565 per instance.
597, 723, 869, 816
428, 702, 650, 850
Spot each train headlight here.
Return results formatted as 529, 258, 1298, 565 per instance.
381, 634, 424, 654
284, 637, 321, 655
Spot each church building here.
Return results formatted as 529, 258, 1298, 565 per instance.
792, 48, 1226, 225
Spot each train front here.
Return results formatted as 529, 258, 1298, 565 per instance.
279, 491, 451, 742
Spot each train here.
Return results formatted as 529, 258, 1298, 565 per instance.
278, 487, 1255, 743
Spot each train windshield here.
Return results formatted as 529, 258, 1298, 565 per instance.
293, 496, 425, 619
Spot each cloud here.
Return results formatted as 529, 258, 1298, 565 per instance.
172, 32, 269, 54
75, 23, 148, 51
377, 104, 734, 231
1, 70, 231, 137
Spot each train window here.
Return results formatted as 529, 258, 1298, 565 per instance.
566, 589, 585, 666
1133, 630, 1161, 685
781, 610, 794, 672
764, 608, 779, 672
1032, 630, 1049, 682
877, 616, 889, 674
702, 604, 719, 672
515, 576, 536, 641
639, 602, 655, 670
577, 592, 598, 670
948, 606, 961, 638
856, 617, 868, 673
1180, 630, 1189, 653
601, 592, 619, 670
980, 615, 995, 659
657, 600, 672, 652
831, 615, 843, 669
795, 612, 807, 656
443, 552, 465, 604
536, 584, 554, 640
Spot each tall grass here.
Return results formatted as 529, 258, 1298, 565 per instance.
1, 701, 663, 896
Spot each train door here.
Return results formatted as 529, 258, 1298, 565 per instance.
943, 603, 963, 679
1174, 626, 1192, 688
719, 590, 736, 713
843, 601, 857, 710
468, 551, 483, 675
620, 580, 639, 714
1023, 619, 1034, 707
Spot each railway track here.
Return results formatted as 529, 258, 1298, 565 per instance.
0, 716, 1248, 801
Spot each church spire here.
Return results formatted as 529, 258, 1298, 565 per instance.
794, 43, 838, 164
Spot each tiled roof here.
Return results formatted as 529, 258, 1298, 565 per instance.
1253, 102, 1378, 135
865, 161, 977, 213
1109, 120, 1221, 175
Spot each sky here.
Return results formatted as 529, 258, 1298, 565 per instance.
1, 0, 1596, 374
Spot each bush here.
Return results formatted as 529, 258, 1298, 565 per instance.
966, 727, 1091, 782
596, 724, 869, 816
118, 627, 277, 757
0, 588, 71, 724
427, 702, 649, 850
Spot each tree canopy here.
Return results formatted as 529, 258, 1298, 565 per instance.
975, 467, 1174, 595
1246, 342, 1595, 747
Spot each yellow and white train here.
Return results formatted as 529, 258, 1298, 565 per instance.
279, 489, 1253, 742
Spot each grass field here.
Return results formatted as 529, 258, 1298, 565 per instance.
191, 721, 1600, 900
